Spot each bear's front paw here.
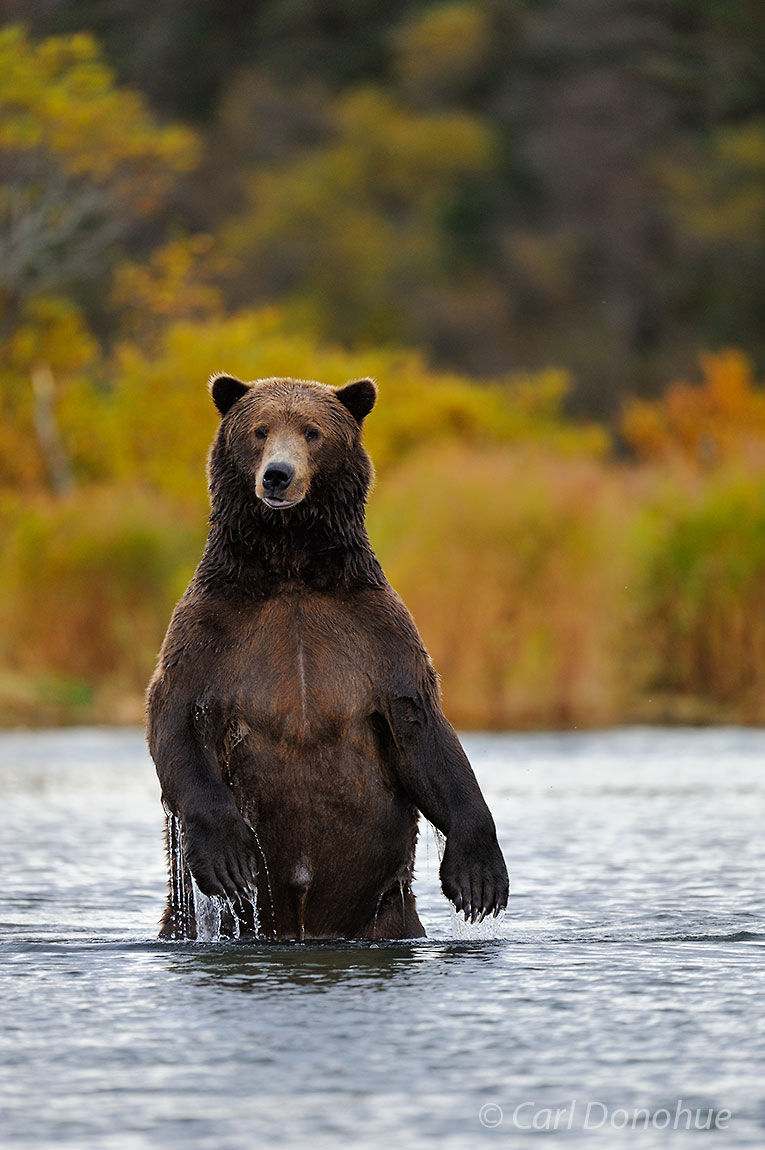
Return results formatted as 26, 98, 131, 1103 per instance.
440, 832, 509, 923
182, 805, 260, 902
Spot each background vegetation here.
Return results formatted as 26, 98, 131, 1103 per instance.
0, 7, 763, 728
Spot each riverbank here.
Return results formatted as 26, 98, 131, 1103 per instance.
0, 671, 755, 732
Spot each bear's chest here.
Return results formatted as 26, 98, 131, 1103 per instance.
210, 593, 381, 746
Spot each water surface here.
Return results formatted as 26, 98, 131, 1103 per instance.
1, 727, 763, 1147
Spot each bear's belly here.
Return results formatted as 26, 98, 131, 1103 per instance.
224, 733, 416, 939
203, 612, 416, 939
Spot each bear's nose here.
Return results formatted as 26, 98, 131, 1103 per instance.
262, 462, 295, 495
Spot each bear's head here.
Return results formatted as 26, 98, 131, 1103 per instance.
207, 374, 377, 513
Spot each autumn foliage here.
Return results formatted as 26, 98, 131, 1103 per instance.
622, 351, 765, 469
1, 23, 764, 728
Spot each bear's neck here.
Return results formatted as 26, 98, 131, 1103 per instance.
199, 479, 386, 595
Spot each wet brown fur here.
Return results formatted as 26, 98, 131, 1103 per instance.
147, 375, 508, 940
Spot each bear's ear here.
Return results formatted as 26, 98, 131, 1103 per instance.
335, 378, 377, 425
209, 373, 250, 417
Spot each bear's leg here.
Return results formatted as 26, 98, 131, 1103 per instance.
359, 882, 426, 941
388, 695, 509, 922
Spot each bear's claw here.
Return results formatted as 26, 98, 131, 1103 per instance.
440, 832, 509, 923
182, 804, 260, 901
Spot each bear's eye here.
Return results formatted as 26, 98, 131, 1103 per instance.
304, 426, 320, 442
254, 426, 268, 441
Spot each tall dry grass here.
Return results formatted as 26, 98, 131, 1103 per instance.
369, 445, 641, 729
0, 488, 202, 723
2, 452, 765, 728
636, 468, 765, 721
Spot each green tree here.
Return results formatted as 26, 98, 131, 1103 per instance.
0, 25, 197, 316
222, 88, 494, 345
0, 25, 199, 493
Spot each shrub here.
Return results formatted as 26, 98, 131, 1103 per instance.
60, 307, 606, 502
621, 349, 765, 469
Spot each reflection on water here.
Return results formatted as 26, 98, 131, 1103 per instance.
1, 727, 763, 1148
171, 939, 437, 991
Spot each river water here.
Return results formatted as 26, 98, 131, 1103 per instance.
1, 727, 763, 1148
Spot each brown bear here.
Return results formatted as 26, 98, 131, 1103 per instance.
147, 374, 508, 940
